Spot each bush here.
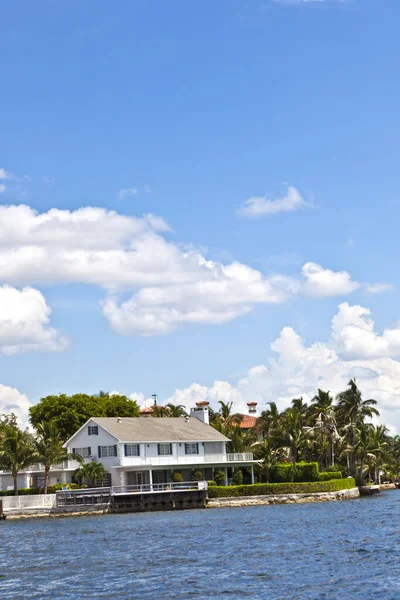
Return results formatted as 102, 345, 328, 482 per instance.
191, 469, 203, 481
207, 478, 356, 498
232, 469, 243, 486
269, 462, 320, 483
319, 472, 342, 481
171, 471, 183, 483
47, 483, 81, 493
207, 480, 217, 487
323, 465, 343, 473
214, 470, 225, 486
0, 487, 41, 497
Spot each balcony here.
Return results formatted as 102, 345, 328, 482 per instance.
119, 452, 254, 468
26, 460, 82, 472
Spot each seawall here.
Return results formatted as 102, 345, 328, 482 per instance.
207, 487, 360, 508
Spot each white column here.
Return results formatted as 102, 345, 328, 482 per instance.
24, 473, 30, 489
148, 470, 153, 490
60, 472, 68, 484
223, 467, 228, 486
120, 470, 127, 489
0, 475, 2, 491
251, 465, 255, 484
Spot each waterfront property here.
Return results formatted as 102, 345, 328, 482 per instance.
63, 404, 259, 488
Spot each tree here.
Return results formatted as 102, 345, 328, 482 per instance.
308, 390, 339, 468
336, 379, 379, 476
75, 461, 108, 488
0, 426, 37, 495
165, 403, 188, 417
282, 404, 310, 482
34, 421, 82, 494
29, 393, 140, 441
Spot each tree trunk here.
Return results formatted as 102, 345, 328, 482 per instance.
13, 472, 18, 496
44, 467, 50, 495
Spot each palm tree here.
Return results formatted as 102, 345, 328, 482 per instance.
255, 402, 281, 440
34, 421, 81, 494
0, 426, 37, 495
165, 403, 188, 417
336, 379, 379, 476
309, 390, 339, 468
75, 461, 108, 488
282, 406, 310, 482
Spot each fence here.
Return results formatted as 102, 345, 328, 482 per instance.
2, 494, 56, 510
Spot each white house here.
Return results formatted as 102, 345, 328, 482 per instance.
0, 404, 259, 491
63, 406, 258, 487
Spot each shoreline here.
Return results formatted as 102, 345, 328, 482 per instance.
207, 487, 360, 508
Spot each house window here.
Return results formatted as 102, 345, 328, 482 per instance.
124, 444, 140, 457
158, 443, 172, 456
88, 425, 99, 435
73, 447, 91, 459
185, 443, 199, 455
98, 445, 117, 458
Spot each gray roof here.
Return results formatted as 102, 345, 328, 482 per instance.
91, 417, 229, 443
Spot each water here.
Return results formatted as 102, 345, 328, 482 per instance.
1, 491, 399, 599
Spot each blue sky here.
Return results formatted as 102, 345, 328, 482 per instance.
2, 0, 400, 428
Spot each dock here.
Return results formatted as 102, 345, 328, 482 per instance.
358, 485, 380, 496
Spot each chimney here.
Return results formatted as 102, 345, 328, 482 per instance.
190, 401, 210, 425
247, 402, 257, 415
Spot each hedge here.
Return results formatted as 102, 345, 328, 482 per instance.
0, 487, 41, 497
207, 478, 356, 498
269, 461, 319, 483
319, 472, 342, 482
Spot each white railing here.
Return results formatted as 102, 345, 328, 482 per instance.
119, 452, 254, 467
2, 494, 56, 510
226, 453, 254, 461
25, 460, 82, 472
111, 481, 208, 494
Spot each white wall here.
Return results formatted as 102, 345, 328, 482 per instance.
66, 419, 120, 468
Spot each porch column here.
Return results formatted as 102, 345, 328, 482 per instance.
24, 473, 30, 489
223, 467, 228, 486
60, 472, 67, 484
251, 465, 255, 484
120, 470, 127, 490
148, 469, 153, 491
0, 475, 2, 491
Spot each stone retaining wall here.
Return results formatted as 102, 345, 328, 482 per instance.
207, 487, 360, 508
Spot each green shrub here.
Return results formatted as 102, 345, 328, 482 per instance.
207, 480, 217, 487
214, 470, 225, 486
0, 487, 41, 497
269, 461, 320, 483
207, 478, 356, 498
171, 471, 183, 483
323, 465, 343, 473
191, 469, 203, 481
319, 472, 342, 481
232, 469, 243, 486
47, 483, 81, 493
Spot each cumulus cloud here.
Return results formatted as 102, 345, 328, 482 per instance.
0, 168, 12, 180
239, 185, 307, 218
130, 302, 400, 432
0, 383, 32, 428
0, 285, 68, 354
302, 262, 359, 297
0, 204, 358, 336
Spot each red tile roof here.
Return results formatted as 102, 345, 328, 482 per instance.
236, 414, 258, 429
140, 406, 155, 414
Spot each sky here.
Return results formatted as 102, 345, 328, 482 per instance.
2, 0, 400, 429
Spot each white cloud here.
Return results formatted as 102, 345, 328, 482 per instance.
133, 302, 400, 432
119, 187, 138, 199
365, 283, 393, 295
41, 176, 55, 184
0, 204, 359, 336
0, 384, 32, 428
302, 262, 359, 297
0, 168, 12, 180
0, 184, 5, 194
239, 185, 307, 218
0, 285, 68, 355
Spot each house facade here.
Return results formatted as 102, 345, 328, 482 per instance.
64, 407, 258, 487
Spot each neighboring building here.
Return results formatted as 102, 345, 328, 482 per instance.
234, 402, 259, 431
0, 459, 82, 492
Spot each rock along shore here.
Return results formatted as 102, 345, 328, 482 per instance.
207, 487, 360, 508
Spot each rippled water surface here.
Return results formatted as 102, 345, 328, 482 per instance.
1, 492, 400, 599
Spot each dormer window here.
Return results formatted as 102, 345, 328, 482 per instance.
88, 425, 99, 435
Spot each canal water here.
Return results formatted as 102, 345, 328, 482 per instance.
1, 491, 399, 599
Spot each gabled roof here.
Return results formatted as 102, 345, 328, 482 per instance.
66, 417, 229, 444
239, 415, 258, 429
